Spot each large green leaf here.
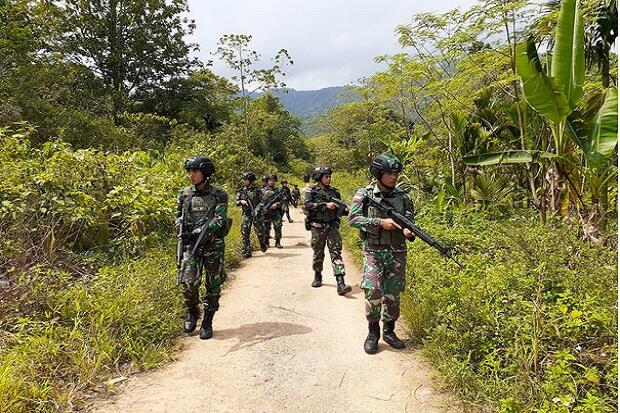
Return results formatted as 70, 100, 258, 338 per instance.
463, 150, 557, 166
552, 0, 585, 109
588, 87, 618, 157
516, 39, 570, 125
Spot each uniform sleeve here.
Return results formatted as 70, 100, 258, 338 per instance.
234, 189, 243, 206
176, 190, 185, 219
403, 194, 415, 221
207, 190, 228, 232
347, 188, 380, 232
303, 187, 325, 212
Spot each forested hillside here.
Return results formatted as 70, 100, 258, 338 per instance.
253, 87, 361, 134
0, 0, 617, 412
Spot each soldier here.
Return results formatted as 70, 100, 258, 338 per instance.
176, 156, 230, 340
280, 180, 294, 223
235, 172, 262, 258
303, 166, 352, 296
291, 184, 301, 207
257, 173, 284, 250
348, 154, 415, 354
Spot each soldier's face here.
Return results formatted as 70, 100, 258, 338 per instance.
188, 169, 205, 185
267, 178, 276, 187
380, 171, 399, 188
243, 179, 251, 187
321, 174, 332, 186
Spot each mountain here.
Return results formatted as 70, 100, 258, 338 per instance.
253, 86, 360, 135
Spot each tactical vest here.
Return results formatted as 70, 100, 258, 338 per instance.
180, 186, 226, 238
362, 185, 408, 247
308, 186, 339, 223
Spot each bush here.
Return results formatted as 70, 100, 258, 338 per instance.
0, 126, 250, 412
336, 171, 617, 412
401, 208, 617, 412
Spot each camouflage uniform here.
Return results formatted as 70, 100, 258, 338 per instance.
280, 183, 293, 222
303, 185, 346, 277
235, 185, 262, 256
177, 184, 229, 313
348, 184, 414, 323
257, 185, 284, 248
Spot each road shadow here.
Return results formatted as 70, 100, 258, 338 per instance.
319, 283, 363, 299
282, 243, 310, 250
214, 322, 313, 354
282, 235, 305, 239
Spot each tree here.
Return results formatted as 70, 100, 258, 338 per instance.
214, 34, 293, 140
134, 69, 238, 131
60, 0, 199, 116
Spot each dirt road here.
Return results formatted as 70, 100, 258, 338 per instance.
91, 207, 460, 413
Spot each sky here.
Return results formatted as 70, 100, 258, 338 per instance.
186, 0, 477, 91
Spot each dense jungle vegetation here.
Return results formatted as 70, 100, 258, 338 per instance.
0, 0, 617, 412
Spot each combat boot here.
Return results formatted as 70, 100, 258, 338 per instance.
183, 306, 199, 333
382, 320, 406, 349
275, 240, 283, 249
242, 251, 252, 258
311, 271, 322, 287
259, 238, 267, 252
199, 310, 215, 340
335, 275, 352, 295
364, 321, 380, 354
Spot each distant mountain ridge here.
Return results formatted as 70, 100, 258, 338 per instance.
254, 86, 360, 120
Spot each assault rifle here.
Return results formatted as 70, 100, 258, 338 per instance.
237, 191, 256, 218
327, 196, 350, 218
177, 216, 233, 285
176, 208, 186, 286
262, 190, 286, 212
364, 196, 463, 269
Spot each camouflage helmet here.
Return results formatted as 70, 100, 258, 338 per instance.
261, 175, 269, 183
184, 155, 215, 178
370, 154, 402, 179
266, 173, 278, 181
312, 166, 332, 182
242, 171, 256, 182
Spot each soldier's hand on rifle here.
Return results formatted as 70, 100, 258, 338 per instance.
403, 228, 415, 238
380, 218, 402, 231
270, 203, 279, 210
239, 200, 248, 206
326, 202, 337, 210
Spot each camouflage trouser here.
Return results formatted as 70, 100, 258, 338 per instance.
180, 239, 226, 312
282, 203, 292, 221
241, 213, 260, 255
261, 211, 282, 245
310, 224, 345, 276
361, 248, 407, 322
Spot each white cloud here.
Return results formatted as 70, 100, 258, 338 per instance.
186, 0, 477, 90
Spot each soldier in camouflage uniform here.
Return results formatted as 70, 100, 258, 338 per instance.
303, 166, 352, 296
348, 154, 415, 354
291, 184, 301, 207
176, 156, 230, 340
257, 173, 284, 250
235, 172, 262, 258
280, 180, 294, 223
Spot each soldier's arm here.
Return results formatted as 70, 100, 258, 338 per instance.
347, 188, 380, 232
403, 194, 415, 221
206, 190, 229, 232
176, 191, 184, 219
234, 189, 244, 206
303, 188, 325, 211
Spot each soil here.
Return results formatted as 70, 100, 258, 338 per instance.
89, 207, 461, 413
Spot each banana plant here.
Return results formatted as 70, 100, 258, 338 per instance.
464, 0, 618, 226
